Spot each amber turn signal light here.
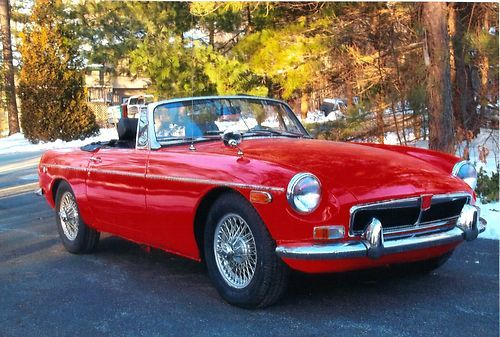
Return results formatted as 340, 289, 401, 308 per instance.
249, 190, 273, 204
313, 225, 345, 240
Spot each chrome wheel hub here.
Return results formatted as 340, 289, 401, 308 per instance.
214, 214, 257, 289
59, 192, 79, 241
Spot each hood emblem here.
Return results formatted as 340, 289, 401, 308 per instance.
420, 194, 433, 211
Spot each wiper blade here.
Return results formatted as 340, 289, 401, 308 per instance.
203, 130, 224, 135
243, 129, 303, 138
157, 136, 187, 141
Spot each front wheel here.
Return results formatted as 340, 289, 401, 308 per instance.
55, 181, 100, 254
204, 193, 289, 308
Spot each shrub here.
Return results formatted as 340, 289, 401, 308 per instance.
18, 0, 98, 143
476, 167, 500, 203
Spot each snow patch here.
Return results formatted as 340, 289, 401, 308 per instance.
477, 201, 500, 240
0, 128, 118, 155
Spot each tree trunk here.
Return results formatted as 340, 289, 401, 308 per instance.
300, 92, 309, 120
375, 94, 384, 143
208, 20, 215, 48
0, 0, 19, 135
422, 2, 454, 153
478, 9, 490, 127
448, 3, 473, 133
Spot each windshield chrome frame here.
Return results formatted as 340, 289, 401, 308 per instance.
147, 96, 310, 149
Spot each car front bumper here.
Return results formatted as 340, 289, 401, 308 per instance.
276, 204, 486, 261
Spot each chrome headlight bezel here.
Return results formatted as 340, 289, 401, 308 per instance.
452, 160, 477, 190
286, 172, 322, 214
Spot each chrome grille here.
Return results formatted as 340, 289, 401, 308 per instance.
349, 193, 471, 237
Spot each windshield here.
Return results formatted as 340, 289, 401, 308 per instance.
153, 98, 307, 143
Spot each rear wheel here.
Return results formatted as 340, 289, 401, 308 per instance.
55, 181, 100, 254
204, 192, 289, 308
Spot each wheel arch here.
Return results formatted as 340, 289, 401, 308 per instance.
194, 186, 244, 261
51, 178, 68, 205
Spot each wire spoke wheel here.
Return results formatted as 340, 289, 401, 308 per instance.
58, 191, 79, 241
214, 214, 257, 289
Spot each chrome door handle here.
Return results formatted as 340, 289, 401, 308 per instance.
90, 157, 102, 164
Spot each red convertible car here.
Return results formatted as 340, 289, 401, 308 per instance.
38, 95, 485, 308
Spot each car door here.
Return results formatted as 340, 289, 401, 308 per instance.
145, 147, 214, 259
86, 147, 148, 241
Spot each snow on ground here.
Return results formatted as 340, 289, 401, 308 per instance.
304, 110, 345, 123
0, 128, 118, 155
477, 201, 500, 240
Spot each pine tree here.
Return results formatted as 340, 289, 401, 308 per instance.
19, 0, 98, 143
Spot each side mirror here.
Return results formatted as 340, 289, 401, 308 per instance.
222, 131, 243, 156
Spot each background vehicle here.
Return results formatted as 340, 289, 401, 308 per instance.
319, 98, 347, 120
107, 95, 154, 126
124, 94, 154, 118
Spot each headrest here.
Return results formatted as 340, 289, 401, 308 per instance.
117, 118, 138, 141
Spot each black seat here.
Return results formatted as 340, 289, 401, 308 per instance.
117, 118, 138, 147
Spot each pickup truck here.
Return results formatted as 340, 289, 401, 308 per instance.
107, 95, 154, 125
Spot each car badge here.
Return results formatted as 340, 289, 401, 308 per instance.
421, 194, 433, 211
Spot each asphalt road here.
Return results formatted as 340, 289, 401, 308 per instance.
0, 154, 499, 337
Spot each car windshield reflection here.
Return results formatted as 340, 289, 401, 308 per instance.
153, 97, 307, 144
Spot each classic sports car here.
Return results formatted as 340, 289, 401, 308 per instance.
38, 95, 486, 308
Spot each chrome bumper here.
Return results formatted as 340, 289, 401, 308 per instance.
276, 204, 486, 260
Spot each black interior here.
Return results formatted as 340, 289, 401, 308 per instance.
118, 118, 138, 141
81, 118, 138, 152
114, 118, 138, 148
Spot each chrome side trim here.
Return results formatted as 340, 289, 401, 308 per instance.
88, 168, 145, 178
41, 164, 87, 172
147, 174, 285, 193
41, 164, 284, 193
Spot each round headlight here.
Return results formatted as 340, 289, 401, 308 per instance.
452, 161, 477, 190
287, 173, 321, 213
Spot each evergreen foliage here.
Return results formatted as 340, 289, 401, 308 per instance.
12, 1, 498, 157
476, 167, 499, 202
18, 0, 98, 143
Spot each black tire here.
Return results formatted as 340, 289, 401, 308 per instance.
391, 250, 454, 274
204, 192, 289, 308
55, 181, 100, 254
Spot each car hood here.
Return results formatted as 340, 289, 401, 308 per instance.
230, 138, 468, 203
